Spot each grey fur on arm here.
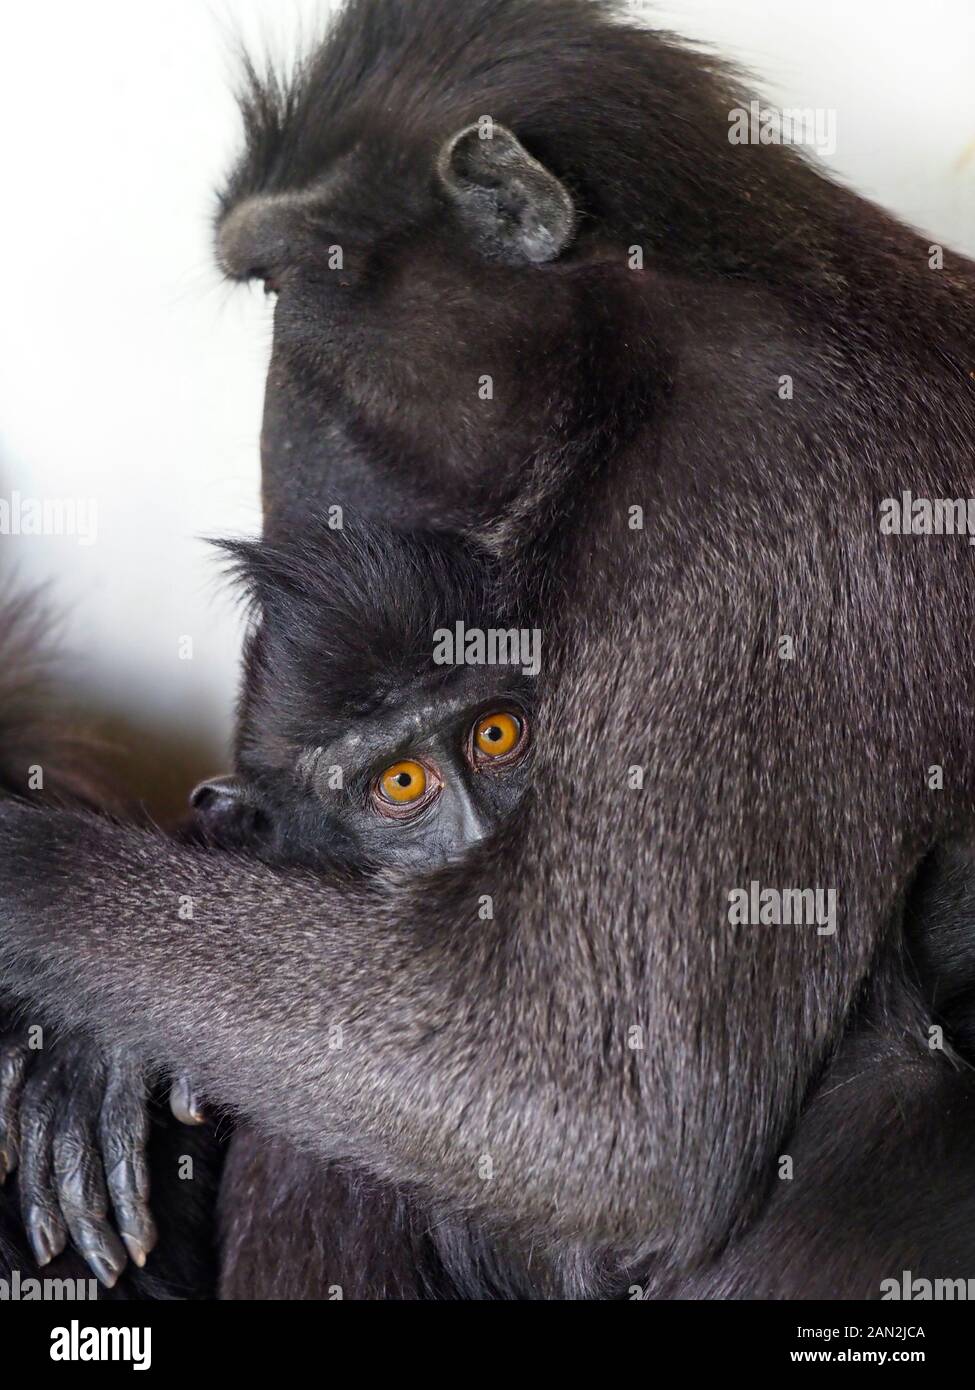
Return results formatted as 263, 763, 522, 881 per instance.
0, 802, 655, 1252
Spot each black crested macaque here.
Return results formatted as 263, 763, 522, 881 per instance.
3, 0, 975, 1297
0, 597, 220, 1298
193, 521, 532, 875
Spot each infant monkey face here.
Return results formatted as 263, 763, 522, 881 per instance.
192, 680, 533, 874
304, 678, 533, 872
206, 516, 535, 872
362, 702, 531, 867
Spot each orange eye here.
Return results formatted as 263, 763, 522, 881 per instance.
474, 712, 522, 759
379, 760, 428, 804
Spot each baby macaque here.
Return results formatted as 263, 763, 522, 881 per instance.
192, 522, 532, 871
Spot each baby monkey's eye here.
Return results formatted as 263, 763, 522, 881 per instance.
473, 712, 525, 763
379, 760, 428, 804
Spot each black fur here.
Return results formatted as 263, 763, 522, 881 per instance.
198, 520, 532, 874
226, 519, 505, 742
907, 839, 975, 1059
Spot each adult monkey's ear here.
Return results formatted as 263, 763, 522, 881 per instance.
437, 122, 576, 265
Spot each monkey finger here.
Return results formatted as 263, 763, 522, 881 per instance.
17, 1076, 69, 1268
169, 1074, 206, 1126
99, 1057, 157, 1268
0, 1039, 28, 1182
53, 1109, 128, 1288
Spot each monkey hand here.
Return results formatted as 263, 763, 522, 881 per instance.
0, 1028, 204, 1287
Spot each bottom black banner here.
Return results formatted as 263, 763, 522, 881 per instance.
0, 1299, 968, 1375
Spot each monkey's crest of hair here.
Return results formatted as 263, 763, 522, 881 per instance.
218, 0, 855, 289
220, 518, 504, 730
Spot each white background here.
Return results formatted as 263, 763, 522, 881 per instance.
0, 0, 972, 810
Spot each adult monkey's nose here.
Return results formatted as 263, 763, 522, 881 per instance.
216, 189, 326, 285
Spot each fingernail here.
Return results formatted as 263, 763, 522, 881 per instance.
27, 1210, 65, 1267
29, 1231, 52, 1266
121, 1211, 158, 1267
85, 1238, 128, 1290
171, 1075, 207, 1125
90, 1253, 122, 1289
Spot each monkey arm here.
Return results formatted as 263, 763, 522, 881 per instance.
0, 801, 658, 1251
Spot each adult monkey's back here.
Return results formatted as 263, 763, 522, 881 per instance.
2, 0, 975, 1296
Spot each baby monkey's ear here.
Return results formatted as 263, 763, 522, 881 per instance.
190, 774, 269, 850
